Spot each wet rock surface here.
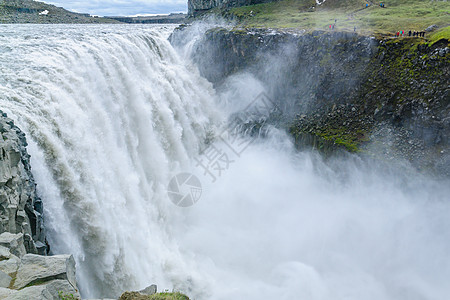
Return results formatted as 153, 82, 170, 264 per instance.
5, 279, 79, 300
0, 111, 80, 298
0, 240, 79, 299
13, 254, 77, 290
174, 27, 377, 113
0, 111, 46, 255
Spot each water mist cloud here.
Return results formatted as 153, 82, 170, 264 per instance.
175, 127, 450, 300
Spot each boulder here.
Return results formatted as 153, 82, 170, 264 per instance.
119, 292, 152, 300
118, 284, 157, 300
0, 287, 16, 299
425, 24, 438, 32
13, 254, 76, 290
140, 284, 157, 295
0, 271, 11, 289
23, 234, 38, 255
0, 255, 20, 276
0, 233, 26, 258
5, 279, 80, 300
35, 241, 47, 256
0, 246, 11, 260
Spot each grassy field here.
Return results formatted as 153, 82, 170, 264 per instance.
226, 0, 450, 38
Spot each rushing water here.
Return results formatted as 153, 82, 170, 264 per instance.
0, 24, 449, 300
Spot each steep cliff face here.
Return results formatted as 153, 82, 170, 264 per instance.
188, 0, 276, 16
187, 28, 377, 113
0, 114, 80, 300
171, 26, 449, 175
0, 111, 47, 255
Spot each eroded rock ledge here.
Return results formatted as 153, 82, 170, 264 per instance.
0, 246, 80, 300
0, 111, 79, 299
0, 111, 46, 255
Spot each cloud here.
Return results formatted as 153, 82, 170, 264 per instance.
45, 0, 187, 16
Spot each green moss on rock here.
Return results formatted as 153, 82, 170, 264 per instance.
119, 292, 190, 300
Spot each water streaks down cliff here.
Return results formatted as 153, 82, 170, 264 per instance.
0, 24, 220, 298
0, 24, 450, 300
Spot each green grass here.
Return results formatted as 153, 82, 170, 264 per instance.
58, 291, 79, 300
21, 278, 52, 289
119, 292, 189, 300
291, 124, 369, 153
148, 292, 189, 300
8, 271, 17, 289
226, 0, 450, 37
428, 26, 450, 44
316, 127, 367, 153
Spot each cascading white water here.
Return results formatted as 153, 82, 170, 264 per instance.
1, 24, 449, 300
0, 24, 221, 298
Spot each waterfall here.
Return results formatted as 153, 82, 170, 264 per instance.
0, 24, 220, 298
1, 24, 449, 300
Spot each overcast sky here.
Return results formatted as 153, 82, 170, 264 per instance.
46, 0, 187, 16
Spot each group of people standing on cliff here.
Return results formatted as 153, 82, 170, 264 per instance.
365, 3, 385, 8
396, 30, 426, 38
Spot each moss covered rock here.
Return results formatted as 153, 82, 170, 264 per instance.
119, 291, 190, 300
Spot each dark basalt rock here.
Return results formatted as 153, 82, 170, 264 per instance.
188, 0, 277, 17
0, 110, 47, 255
